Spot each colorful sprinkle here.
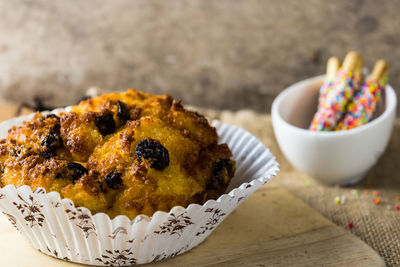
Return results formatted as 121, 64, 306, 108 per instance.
336, 77, 384, 130
394, 196, 399, 202
348, 222, 354, 229
396, 205, 400, 211
372, 191, 381, 196
334, 195, 346, 204
310, 69, 357, 131
351, 189, 359, 196
305, 180, 311, 186
373, 198, 381, 205
363, 190, 369, 195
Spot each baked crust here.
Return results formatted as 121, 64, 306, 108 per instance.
0, 89, 235, 219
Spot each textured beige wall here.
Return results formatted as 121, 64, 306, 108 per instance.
0, 0, 399, 113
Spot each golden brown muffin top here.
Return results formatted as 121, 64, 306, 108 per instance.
0, 89, 235, 219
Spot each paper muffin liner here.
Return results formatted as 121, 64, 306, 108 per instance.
0, 110, 279, 266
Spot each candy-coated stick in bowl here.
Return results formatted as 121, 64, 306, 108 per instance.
336, 60, 389, 130
309, 52, 363, 131
318, 56, 340, 103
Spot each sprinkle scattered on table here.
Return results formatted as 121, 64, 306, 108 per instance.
363, 189, 369, 195
348, 222, 354, 229
351, 189, 359, 196
394, 196, 399, 201
305, 180, 311, 186
334, 196, 346, 204
396, 205, 400, 211
372, 190, 381, 196
373, 198, 381, 205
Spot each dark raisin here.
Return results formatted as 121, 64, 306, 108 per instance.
55, 173, 62, 179
39, 114, 60, 122
41, 133, 61, 149
117, 100, 131, 123
135, 138, 170, 170
40, 150, 55, 159
41, 131, 62, 159
95, 113, 116, 136
67, 162, 88, 181
207, 159, 234, 190
105, 171, 123, 189
52, 123, 61, 132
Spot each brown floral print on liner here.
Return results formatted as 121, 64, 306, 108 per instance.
108, 226, 128, 239
126, 238, 135, 244
65, 207, 97, 238
196, 208, 226, 236
2, 211, 18, 231
39, 246, 71, 262
51, 201, 62, 208
151, 244, 190, 263
237, 196, 246, 203
95, 248, 136, 266
154, 212, 194, 237
33, 188, 46, 194
12, 194, 45, 228
141, 234, 150, 242
132, 215, 150, 224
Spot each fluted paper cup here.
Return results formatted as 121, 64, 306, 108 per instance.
0, 109, 279, 266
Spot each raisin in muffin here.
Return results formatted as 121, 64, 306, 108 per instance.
0, 89, 235, 219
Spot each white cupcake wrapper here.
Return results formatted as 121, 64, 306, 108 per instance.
0, 110, 279, 266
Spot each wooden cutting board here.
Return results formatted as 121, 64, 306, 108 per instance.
0, 100, 384, 266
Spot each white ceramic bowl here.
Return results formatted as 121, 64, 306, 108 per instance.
271, 75, 397, 185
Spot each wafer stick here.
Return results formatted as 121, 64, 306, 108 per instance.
353, 55, 364, 91
318, 57, 340, 103
310, 52, 363, 131
336, 60, 389, 130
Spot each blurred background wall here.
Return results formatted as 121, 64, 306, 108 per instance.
0, 0, 399, 113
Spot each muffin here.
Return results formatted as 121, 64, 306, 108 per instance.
0, 102, 278, 266
0, 89, 235, 219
